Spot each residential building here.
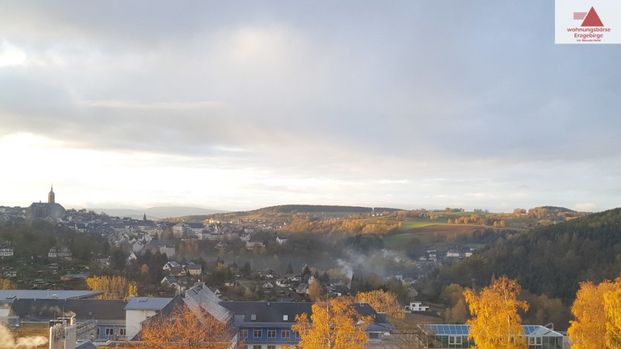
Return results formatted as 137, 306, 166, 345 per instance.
163, 261, 184, 276
9, 299, 127, 341
125, 297, 173, 340
222, 301, 393, 349
48, 247, 72, 259
405, 302, 430, 312
172, 223, 186, 238
245, 241, 265, 250
0, 246, 14, 257
128, 284, 393, 349
186, 223, 206, 236
146, 240, 176, 258
186, 262, 202, 276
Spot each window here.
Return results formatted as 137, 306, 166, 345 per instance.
369, 332, 380, 339
240, 329, 248, 338
253, 329, 262, 338
281, 329, 291, 339
252, 346, 261, 349
528, 336, 543, 345
105, 328, 114, 336
267, 329, 276, 338
268, 346, 276, 349
250, 314, 257, 321
119, 328, 126, 336
449, 335, 463, 345
283, 314, 289, 321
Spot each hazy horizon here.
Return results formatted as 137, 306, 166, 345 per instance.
1, 1, 620, 212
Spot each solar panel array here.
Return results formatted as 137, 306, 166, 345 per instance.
421, 324, 563, 337
423, 324, 469, 335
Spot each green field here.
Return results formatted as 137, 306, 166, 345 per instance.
400, 219, 443, 229
384, 223, 484, 251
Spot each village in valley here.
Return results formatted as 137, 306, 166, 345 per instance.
2, 1, 619, 347
0, 187, 578, 349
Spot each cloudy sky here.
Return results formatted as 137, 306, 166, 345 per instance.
0, 1, 620, 212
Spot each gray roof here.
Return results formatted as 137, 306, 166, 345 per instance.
221, 301, 312, 324
0, 290, 102, 301
126, 297, 173, 311
10, 299, 126, 322
221, 301, 393, 332
183, 284, 232, 323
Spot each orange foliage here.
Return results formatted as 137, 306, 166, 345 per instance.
568, 278, 621, 349
140, 305, 233, 349
0, 278, 16, 289
463, 276, 528, 349
290, 297, 370, 349
85, 275, 137, 299
355, 290, 404, 319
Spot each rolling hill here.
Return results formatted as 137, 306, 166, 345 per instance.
434, 207, 621, 302
165, 204, 401, 223
94, 206, 224, 220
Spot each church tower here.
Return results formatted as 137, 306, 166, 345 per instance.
48, 185, 55, 204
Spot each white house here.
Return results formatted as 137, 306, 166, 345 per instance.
186, 223, 205, 236
125, 297, 173, 340
172, 223, 186, 238
48, 247, 72, 259
0, 247, 14, 257
405, 302, 430, 312
245, 241, 265, 250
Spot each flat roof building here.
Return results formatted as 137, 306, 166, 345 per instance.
417, 324, 566, 349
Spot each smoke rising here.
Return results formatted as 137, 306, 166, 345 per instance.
0, 324, 48, 349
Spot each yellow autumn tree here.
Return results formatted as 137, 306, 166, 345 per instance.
0, 278, 16, 289
290, 297, 370, 349
463, 276, 528, 349
140, 305, 233, 349
308, 278, 321, 301
86, 275, 138, 299
128, 282, 138, 297
569, 278, 621, 349
605, 287, 621, 348
355, 290, 405, 319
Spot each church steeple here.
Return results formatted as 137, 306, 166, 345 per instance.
48, 185, 55, 204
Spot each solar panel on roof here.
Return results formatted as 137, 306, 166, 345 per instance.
422, 324, 469, 335
421, 323, 564, 338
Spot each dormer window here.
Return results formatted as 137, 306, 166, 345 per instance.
283, 314, 288, 321
250, 314, 257, 321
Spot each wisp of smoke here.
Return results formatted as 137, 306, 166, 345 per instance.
336, 259, 354, 280
0, 323, 48, 349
